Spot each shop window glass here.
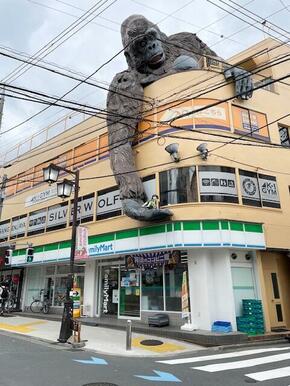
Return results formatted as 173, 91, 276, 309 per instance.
159, 167, 197, 206
165, 264, 185, 312
27, 209, 47, 236
0, 220, 10, 242
45, 266, 55, 275
46, 202, 68, 231
279, 125, 290, 146
199, 166, 238, 203
53, 276, 67, 307
231, 267, 256, 317
141, 267, 164, 311
96, 186, 122, 220
70, 193, 94, 225
10, 215, 26, 239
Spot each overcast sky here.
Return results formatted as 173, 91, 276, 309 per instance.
0, 0, 289, 161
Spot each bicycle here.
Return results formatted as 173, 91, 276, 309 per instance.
30, 289, 50, 314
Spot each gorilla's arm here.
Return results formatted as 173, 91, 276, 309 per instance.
106, 71, 172, 221
167, 32, 253, 100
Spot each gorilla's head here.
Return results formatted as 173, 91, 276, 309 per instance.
121, 15, 168, 73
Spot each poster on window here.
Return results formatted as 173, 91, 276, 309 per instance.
0, 221, 10, 240
239, 171, 261, 206
258, 174, 280, 208
199, 168, 238, 198
182, 271, 189, 319
70, 196, 94, 222
126, 250, 180, 269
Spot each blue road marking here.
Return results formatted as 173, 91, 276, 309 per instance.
73, 357, 108, 365
135, 370, 182, 382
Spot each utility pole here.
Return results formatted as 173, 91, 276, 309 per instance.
0, 174, 7, 221
0, 87, 5, 135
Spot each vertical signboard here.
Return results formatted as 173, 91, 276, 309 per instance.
75, 226, 89, 260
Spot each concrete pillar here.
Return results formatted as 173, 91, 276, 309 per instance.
83, 260, 96, 317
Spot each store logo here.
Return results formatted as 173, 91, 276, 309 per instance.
242, 178, 257, 196
260, 181, 277, 195
89, 243, 113, 255
103, 272, 109, 314
202, 178, 235, 188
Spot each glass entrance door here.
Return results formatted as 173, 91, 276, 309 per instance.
100, 266, 119, 316
119, 268, 140, 318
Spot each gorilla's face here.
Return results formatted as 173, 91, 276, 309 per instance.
131, 28, 165, 70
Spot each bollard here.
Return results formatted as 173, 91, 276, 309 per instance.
126, 319, 132, 351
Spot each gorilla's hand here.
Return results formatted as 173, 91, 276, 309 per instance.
122, 198, 173, 221
224, 67, 253, 100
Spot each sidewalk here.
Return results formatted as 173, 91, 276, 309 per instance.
0, 315, 205, 357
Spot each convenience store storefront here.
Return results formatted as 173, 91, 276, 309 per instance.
11, 220, 266, 329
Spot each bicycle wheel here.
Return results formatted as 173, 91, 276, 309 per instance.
43, 302, 50, 314
30, 300, 42, 313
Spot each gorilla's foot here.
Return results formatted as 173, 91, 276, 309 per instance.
122, 199, 173, 221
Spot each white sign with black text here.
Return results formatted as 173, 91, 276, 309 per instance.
25, 187, 57, 207
28, 209, 47, 232
258, 174, 280, 206
240, 174, 260, 203
199, 170, 237, 198
70, 196, 94, 221
47, 204, 68, 228
10, 217, 27, 237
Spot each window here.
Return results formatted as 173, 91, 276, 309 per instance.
199, 166, 238, 203
70, 193, 94, 225
0, 220, 10, 242
159, 167, 197, 206
16, 169, 33, 193
5, 177, 16, 197
96, 186, 122, 220
142, 267, 164, 311
239, 170, 280, 208
27, 209, 47, 236
46, 202, 68, 231
165, 263, 186, 312
279, 125, 290, 146
10, 215, 26, 239
232, 106, 269, 139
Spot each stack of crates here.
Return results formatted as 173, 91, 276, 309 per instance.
236, 299, 265, 335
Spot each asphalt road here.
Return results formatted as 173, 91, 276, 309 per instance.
0, 330, 290, 386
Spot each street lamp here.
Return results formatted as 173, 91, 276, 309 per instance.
43, 163, 80, 343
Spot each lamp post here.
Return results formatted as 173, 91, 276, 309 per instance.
43, 163, 80, 343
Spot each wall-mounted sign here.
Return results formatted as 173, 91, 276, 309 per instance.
28, 209, 47, 233
10, 216, 27, 237
25, 187, 57, 207
47, 204, 68, 228
160, 106, 226, 122
199, 166, 238, 201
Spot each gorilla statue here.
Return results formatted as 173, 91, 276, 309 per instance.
106, 15, 253, 222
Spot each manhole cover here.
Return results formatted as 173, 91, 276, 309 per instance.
83, 383, 118, 386
140, 339, 163, 346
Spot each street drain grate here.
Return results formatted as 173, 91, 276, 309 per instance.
82, 383, 118, 386
140, 339, 163, 346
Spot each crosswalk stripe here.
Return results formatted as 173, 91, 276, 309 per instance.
193, 352, 290, 372
246, 366, 290, 381
157, 347, 290, 365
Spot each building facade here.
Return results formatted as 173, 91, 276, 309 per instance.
1, 38, 290, 333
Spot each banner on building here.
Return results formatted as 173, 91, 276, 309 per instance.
46, 204, 68, 229
70, 195, 94, 222
10, 216, 27, 238
181, 271, 189, 319
0, 221, 10, 241
25, 187, 57, 207
28, 209, 47, 233
126, 250, 180, 269
75, 226, 89, 260
258, 173, 280, 208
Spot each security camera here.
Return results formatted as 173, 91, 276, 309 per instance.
231, 253, 237, 260
245, 253, 252, 261
165, 143, 180, 162
196, 143, 208, 160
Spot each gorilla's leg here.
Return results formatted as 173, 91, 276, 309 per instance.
108, 120, 172, 221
